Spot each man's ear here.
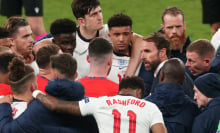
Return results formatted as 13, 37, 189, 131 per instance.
7, 38, 13, 48
74, 72, 78, 80
108, 56, 112, 65
78, 17, 85, 26
10, 38, 15, 47
161, 24, 164, 31
159, 70, 165, 83
204, 58, 211, 66
159, 48, 166, 58
108, 33, 111, 38
180, 76, 186, 85
30, 83, 36, 92
184, 22, 186, 30
136, 89, 142, 99
52, 69, 59, 79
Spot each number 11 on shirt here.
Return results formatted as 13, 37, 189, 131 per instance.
112, 109, 136, 133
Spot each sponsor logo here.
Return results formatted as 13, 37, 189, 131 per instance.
119, 66, 127, 70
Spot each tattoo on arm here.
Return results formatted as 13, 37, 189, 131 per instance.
36, 93, 82, 116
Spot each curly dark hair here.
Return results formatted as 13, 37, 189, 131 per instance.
119, 76, 145, 97
50, 18, 77, 36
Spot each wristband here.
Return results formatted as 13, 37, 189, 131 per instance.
32, 90, 46, 98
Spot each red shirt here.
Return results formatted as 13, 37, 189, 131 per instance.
37, 75, 49, 94
78, 76, 119, 97
0, 83, 13, 96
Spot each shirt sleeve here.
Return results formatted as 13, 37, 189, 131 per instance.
149, 103, 164, 127
78, 97, 98, 116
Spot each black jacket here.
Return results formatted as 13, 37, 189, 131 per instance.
146, 83, 200, 133
0, 79, 98, 133
192, 97, 220, 133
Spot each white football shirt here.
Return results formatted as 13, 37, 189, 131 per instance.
11, 101, 28, 119
73, 24, 110, 79
79, 95, 164, 133
108, 53, 141, 83
211, 28, 220, 51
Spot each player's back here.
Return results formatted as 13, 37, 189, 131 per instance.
79, 95, 164, 133
78, 76, 118, 97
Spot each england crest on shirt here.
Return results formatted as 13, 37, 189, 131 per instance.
118, 59, 128, 70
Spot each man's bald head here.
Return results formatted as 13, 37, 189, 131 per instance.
160, 58, 185, 85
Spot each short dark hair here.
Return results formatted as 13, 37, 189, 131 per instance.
0, 53, 16, 74
119, 76, 145, 97
187, 39, 215, 59
9, 57, 35, 94
71, 0, 100, 18
51, 53, 77, 79
50, 18, 77, 36
36, 44, 60, 69
108, 13, 133, 29
0, 27, 9, 39
160, 58, 185, 84
89, 37, 113, 64
143, 32, 170, 57
162, 6, 184, 23
3, 17, 29, 38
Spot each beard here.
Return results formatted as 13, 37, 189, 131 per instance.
143, 58, 161, 72
117, 48, 127, 54
168, 31, 187, 50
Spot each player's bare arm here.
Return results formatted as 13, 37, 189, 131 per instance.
126, 33, 142, 76
36, 93, 82, 116
151, 123, 167, 133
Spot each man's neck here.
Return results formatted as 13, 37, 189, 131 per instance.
13, 92, 33, 104
113, 44, 131, 57
114, 48, 130, 56
88, 71, 107, 77
79, 26, 98, 40
39, 69, 53, 80
11, 48, 34, 64
0, 74, 9, 84
11, 47, 22, 57
118, 89, 137, 98
88, 64, 109, 77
